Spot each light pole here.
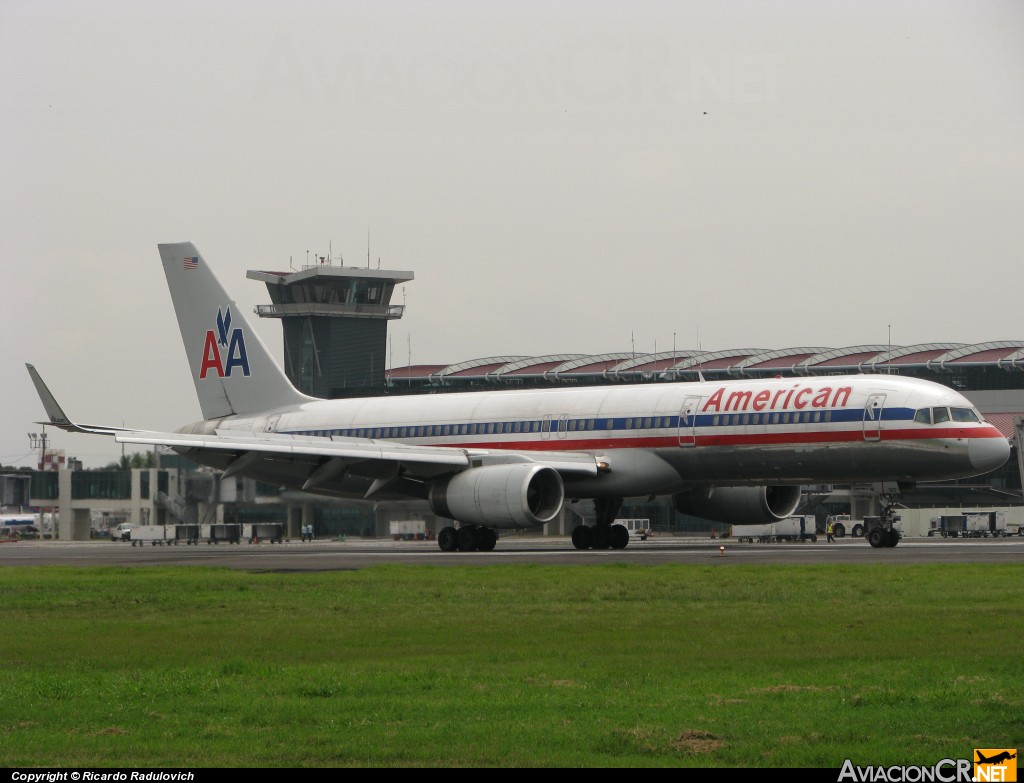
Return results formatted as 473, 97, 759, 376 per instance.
27, 429, 48, 469
27, 429, 50, 537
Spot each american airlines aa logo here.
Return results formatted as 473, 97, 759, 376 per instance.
975, 749, 1017, 782
199, 307, 250, 379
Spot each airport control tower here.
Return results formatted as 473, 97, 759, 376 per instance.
247, 258, 413, 398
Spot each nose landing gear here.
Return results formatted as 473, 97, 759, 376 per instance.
866, 497, 902, 548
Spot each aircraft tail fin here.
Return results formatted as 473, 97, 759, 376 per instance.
158, 242, 313, 420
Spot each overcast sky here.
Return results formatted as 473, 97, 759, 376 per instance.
2, 0, 1022, 470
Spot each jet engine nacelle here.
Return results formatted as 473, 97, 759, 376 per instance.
428, 463, 565, 530
671, 485, 801, 525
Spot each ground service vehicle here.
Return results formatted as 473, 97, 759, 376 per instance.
932, 511, 1008, 538
612, 518, 652, 541
129, 525, 177, 546
732, 515, 817, 542
390, 519, 429, 540
826, 514, 865, 538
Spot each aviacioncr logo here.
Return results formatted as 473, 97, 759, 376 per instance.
199, 307, 250, 379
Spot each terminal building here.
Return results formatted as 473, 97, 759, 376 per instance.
19, 254, 1024, 540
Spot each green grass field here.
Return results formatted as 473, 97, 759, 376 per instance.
1, 564, 1021, 768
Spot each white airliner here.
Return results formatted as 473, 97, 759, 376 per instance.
27, 242, 1011, 552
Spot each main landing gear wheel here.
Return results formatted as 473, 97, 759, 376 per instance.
438, 526, 459, 552
572, 496, 629, 551
609, 524, 629, 550
572, 525, 592, 550
476, 527, 498, 552
437, 525, 498, 552
457, 525, 478, 551
572, 523, 628, 550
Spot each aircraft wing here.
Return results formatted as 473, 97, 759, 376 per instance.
116, 429, 601, 498
26, 363, 599, 499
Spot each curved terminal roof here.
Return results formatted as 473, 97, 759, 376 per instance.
386, 342, 1024, 383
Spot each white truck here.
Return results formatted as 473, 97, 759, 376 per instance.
732, 516, 817, 543
129, 525, 177, 546
113, 522, 133, 542
390, 519, 428, 540
613, 518, 652, 541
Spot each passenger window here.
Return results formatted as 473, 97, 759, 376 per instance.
914, 408, 932, 424
932, 407, 950, 424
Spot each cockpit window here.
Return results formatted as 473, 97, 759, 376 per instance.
914, 408, 932, 424
932, 407, 950, 424
951, 407, 980, 423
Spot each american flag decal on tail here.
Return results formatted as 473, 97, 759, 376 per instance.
183, 256, 198, 270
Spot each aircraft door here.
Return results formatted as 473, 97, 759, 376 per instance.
557, 414, 568, 439
541, 415, 552, 440
863, 393, 886, 442
678, 395, 702, 447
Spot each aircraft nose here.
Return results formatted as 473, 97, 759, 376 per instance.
969, 435, 1011, 474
